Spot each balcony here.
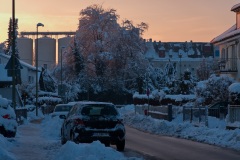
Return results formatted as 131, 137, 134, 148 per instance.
218, 58, 238, 73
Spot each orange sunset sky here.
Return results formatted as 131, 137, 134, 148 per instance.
0, 0, 239, 43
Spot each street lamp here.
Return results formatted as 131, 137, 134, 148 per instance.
145, 72, 150, 116
60, 46, 65, 102
178, 52, 182, 79
12, 0, 16, 110
35, 22, 44, 116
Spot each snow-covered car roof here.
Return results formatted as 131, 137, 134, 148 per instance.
74, 101, 114, 106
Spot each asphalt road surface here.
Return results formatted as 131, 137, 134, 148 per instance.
123, 126, 240, 160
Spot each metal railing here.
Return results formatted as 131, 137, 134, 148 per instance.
227, 105, 240, 123
134, 104, 173, 121
219, 58, 238, 72
183, 106, 208, 126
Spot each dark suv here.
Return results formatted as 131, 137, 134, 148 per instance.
60, 101, 125, 151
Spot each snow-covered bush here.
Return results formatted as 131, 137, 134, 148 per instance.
195, 74, 234, 105
228, 83, 240, 105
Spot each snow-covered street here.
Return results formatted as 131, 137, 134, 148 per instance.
0, 104, 239, 160
1, 110, 141, 160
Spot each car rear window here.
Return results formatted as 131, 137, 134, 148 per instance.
81, 104, 118, 116
55, 105, 72, 112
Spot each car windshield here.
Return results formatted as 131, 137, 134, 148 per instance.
54, 105, 72, 112
81, 104, 118, 116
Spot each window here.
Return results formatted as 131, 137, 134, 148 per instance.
221, 48, 226, 59
28, 76, 33, 83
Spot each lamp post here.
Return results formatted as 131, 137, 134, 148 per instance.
60, 46, 65, 102
178, 52, 182, 79
12, 0, 16, 110
35, 22, 44, 116
145, 72, 150, 116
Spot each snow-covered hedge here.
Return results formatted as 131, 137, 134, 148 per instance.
133, 90, 195, 106
133, 90, 164, 106
161, 94, 196, 105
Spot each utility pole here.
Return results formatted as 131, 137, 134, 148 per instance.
12, 0, 16, 110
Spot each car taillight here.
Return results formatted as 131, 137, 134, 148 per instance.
74, 119, 84, 125
3, 114, 10, 119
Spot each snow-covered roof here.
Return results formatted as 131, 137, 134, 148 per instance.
145, 42, 159, 59
211, 24, 240, 44
231, 3, 240, 12
211, 3, 240, 44
0, 53, 39, 71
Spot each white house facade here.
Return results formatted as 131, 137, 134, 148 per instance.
0, 53, 40, 85
211, 3, 240, 81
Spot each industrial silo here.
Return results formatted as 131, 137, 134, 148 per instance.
58, 36, 72, 64
36, 36, 56, 70
17, 36, 33, 65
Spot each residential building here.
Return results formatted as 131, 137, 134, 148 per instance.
0, 53, 40, 85
211, 3, 240, 81
144, 40, 216, 78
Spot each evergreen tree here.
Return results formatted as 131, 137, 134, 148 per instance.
39, 68, 55, 92
178, 70, 196, 94
72, 37, 84, 76
5, 18, 13, 54
5, 18, 19, 55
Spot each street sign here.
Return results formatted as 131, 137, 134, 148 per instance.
5, 55, 23, 77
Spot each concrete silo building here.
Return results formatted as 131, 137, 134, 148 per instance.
17, 36, 33, 65
36, 36, 56, 70
58, 36, 72, 64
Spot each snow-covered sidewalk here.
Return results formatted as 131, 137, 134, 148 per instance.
10, 120, 60, 160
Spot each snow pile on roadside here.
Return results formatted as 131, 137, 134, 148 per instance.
41, 115, 64, 139
54, 141, 129, 160
120, 105, 240, 151
0, 135, 15, 160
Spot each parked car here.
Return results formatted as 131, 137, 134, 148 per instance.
60, 101, 125, 151
208, 101, 229, 118
51, 104, 74, 118
0, 96, 17, 138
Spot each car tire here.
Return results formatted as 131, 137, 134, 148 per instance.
104, 142, 110, 147
116, 139, 125, 151
4, 130, 16, 138
61, 135, 67, 145
70, 132, 75, 143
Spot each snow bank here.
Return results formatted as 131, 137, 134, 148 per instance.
122, 105, 240, 151
54, 141, 128, 160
